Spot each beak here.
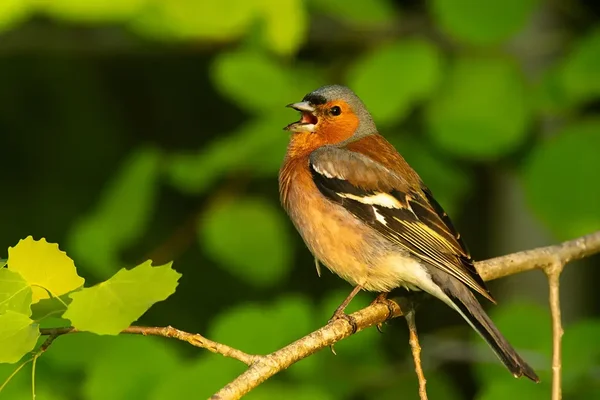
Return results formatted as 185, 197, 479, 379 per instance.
286, 101, 315, 113
284, 101, 318, 133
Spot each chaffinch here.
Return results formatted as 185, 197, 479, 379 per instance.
279, 85, 538, 382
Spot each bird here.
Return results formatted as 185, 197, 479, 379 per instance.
278, 84, 539, 382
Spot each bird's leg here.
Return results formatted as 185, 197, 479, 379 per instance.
328, 285, 362, 355
328, 285, 362, 332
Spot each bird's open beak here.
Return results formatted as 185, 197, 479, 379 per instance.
284, 102, 318, 133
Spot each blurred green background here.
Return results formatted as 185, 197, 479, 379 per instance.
1, 0, 600, 399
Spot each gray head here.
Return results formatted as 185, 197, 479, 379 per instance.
284, 85, 377, 138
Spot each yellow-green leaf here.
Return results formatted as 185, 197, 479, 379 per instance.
63, 261, 181, 335
259, 0, 307, 55
7, 237, 84, 303
0, 0, 30, 32
0, 311, 39, 364
0, 269, 32, 316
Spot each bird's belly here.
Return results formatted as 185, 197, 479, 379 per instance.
286, 184, 420, 292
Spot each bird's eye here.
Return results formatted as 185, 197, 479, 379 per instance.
330, 106, 342, 116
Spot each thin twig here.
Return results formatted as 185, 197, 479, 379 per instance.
406, 308, 427, 400
38, 326, 260, 366
545, 261, 564, 400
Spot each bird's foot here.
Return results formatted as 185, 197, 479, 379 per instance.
328, 310, 358, 334
370, 293, 396, 333
328, 310, 358, 355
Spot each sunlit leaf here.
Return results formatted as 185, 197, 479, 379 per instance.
309, 0, 397, 27
0, 311, 39, 364
39, 0, 146, 22
7, 237, 84, 303
348, 39, 442, 126
83, 336, 182, 400
523, 119, 600, 239
0, 269, 32, 316
200, 197, 293, 287
63, 261, 180, 335
561, 28, 600, 105
0, 0, 29, 31
431, 0, 539, 45
151, 355, 245, 400
259, 0, 307, 55
131, 0, 259, 41
426, 57, 531, 159
67, 147, 161, 276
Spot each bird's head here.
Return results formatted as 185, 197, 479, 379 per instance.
284, 85, 376, 155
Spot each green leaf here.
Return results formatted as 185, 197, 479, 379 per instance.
83, 336, 182, 400
151, 355, 245, 400
7, 237, 84, 303
375, 372, 462, 400
63, 261, 181, 335
0, 361, 31, 398
561, 28, 600, 105
39, 0, 146, 22
0, 259, 6, 268
67, 147, 161, 276
131, 0, 259, 41
200, 197, 293, 287
246, 382, 334, 400
0, 0, 29, 32
533, 65, 572, 114
309, 0, 397, 27
0, 269, 32, 316
0, 311, 39, 364
211, 49, 322, 113
562, 320, 600, 391
476, 377, 551, 400
431, 0, 539, 45
259, 0, 307, 55
426, 57, 531, 160
523, 119, 600, 240
473, 301, 550, 384
348, 40, 442, 126
166, 114, 290, 194
209, 296, 314, 354
42, 330, 108, 371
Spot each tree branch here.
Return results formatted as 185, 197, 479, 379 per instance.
36, 231, 600, 400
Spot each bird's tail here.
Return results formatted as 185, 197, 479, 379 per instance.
439, 282, 539, 382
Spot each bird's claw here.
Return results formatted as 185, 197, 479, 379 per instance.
328, 311, 358, 334
328, 311, 358, 355
370, 293, 396, 333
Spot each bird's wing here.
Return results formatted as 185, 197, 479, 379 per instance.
309, 144, 494, 302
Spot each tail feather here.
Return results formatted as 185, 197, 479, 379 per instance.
430, 273, 539, 382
